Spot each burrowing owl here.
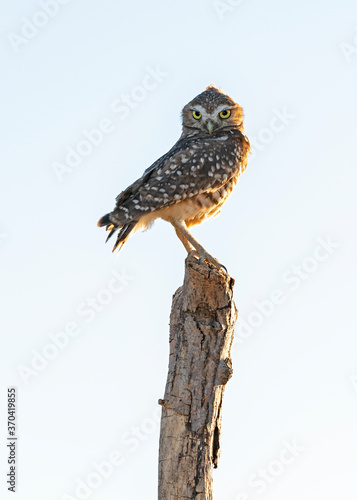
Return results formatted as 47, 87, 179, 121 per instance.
98, 86, 250, 269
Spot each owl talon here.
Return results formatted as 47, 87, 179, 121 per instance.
219, 262, 228, 273
200, 253, 227, 273
190, 250, 227, 273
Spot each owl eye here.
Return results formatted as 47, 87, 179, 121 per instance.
192, 110, 202, 120
219, 109, 231, 119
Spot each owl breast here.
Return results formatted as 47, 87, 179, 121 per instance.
184, 174, 239, 227
135, 174, 239, 233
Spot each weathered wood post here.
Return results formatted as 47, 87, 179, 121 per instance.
158, 254, 238, 499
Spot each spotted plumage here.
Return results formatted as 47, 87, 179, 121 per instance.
98, 86, 250, 269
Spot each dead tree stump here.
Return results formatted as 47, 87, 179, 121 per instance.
158, 254, 238, 499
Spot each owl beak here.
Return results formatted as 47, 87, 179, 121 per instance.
206, 121, 215, 134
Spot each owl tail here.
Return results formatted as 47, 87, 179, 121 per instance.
97, 213, 137, 253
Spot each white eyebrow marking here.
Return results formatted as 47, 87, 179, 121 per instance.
190, 105, 206, 114
213, 104, 237, 117
218, 104, 237, 112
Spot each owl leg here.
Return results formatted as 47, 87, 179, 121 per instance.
168, 217, 227, 272
175, 228, 194, 253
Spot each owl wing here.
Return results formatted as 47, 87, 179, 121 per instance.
109, 130, 249, 224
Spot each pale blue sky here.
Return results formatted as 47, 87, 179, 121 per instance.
1, 1, 357, 499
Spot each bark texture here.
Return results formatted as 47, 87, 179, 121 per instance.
158, 254, 238, 500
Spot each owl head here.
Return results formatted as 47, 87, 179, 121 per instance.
181, 85, 244, 136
